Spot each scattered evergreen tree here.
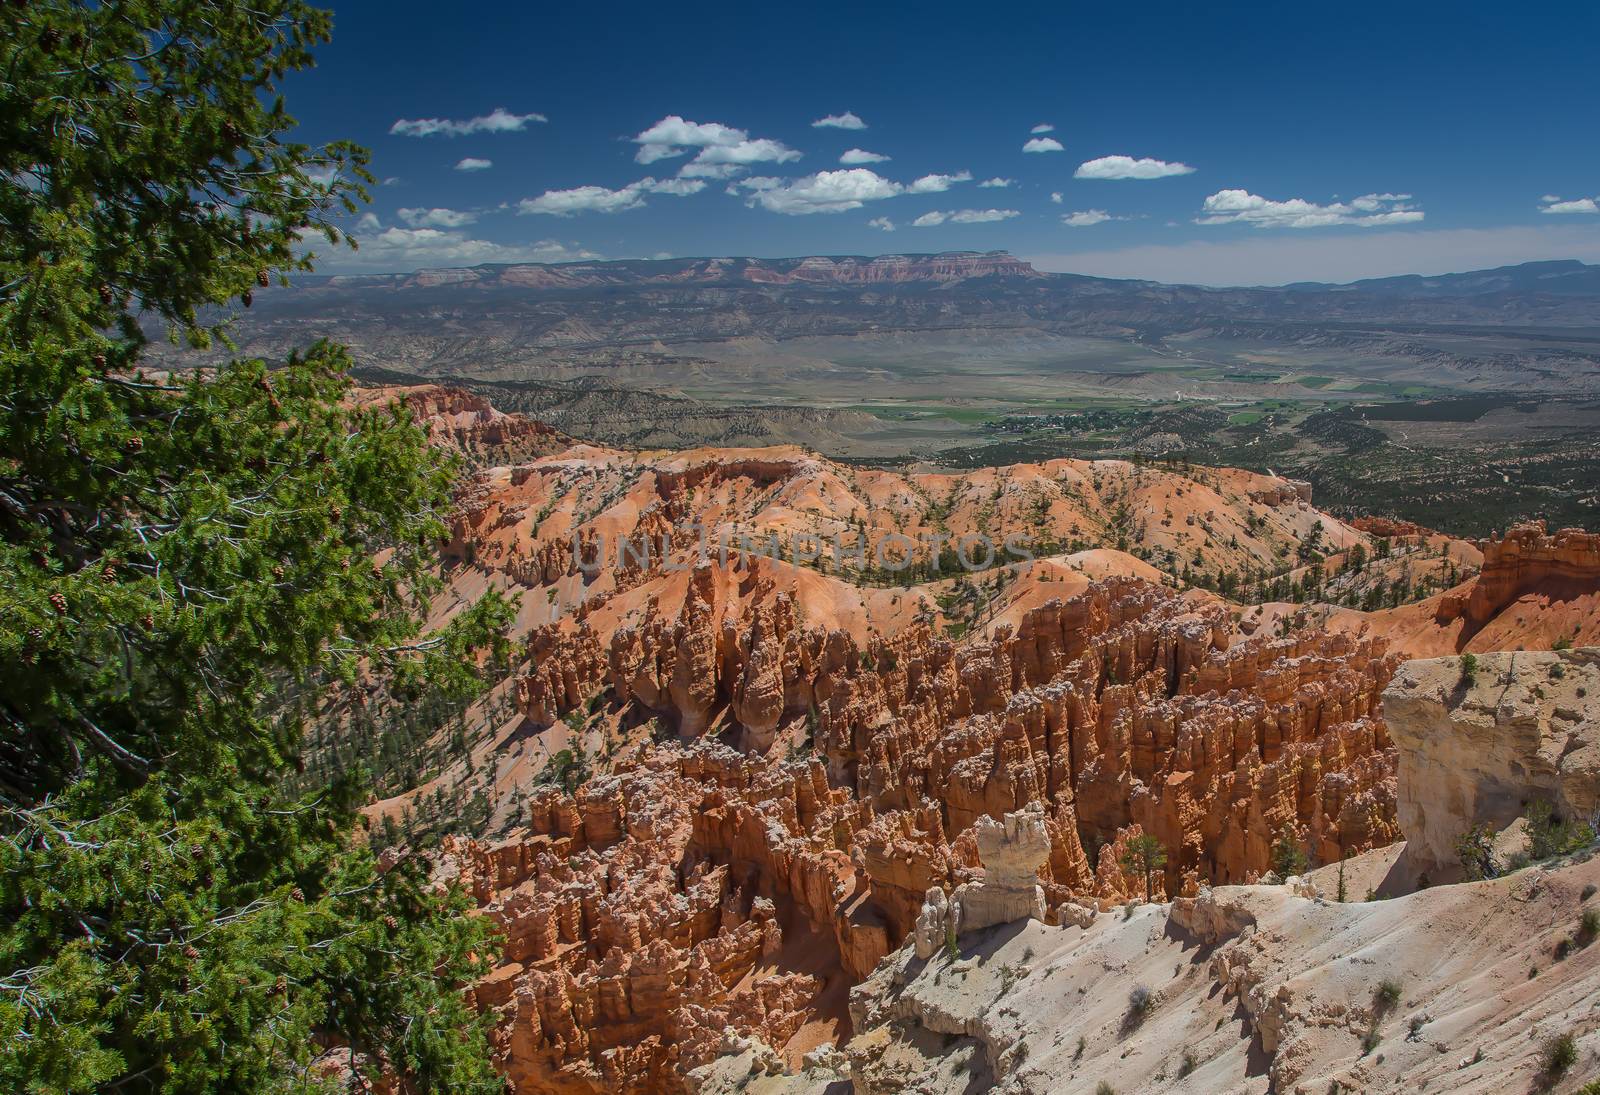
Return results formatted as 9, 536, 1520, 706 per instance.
1119, 833, 1168, 903
1, 2, 512, 1090
1270, 827, 1310, 877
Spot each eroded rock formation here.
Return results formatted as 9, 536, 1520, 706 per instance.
440, 573, 1405, 1092
1383, 646, 1600, 872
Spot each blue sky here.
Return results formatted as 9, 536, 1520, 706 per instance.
289, 0, 1600, 285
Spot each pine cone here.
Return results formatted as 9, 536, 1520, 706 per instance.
49, 592, 67, 616
257, 269, 270, 287
289, 887, 305, 902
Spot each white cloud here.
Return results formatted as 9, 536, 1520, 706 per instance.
647, 177, 707, 197
1198, 189, 1424, 229
908, 170, 973, 194
868, 216, 896, 232
302, 165, 339, 189
1540, 195, 1600, 215
1075, 155, 1195, 180
630, 115, 799, 175
678, 161, 746, 179
1050, 191, 1063, 204
912, 208, 1020, 226
517, 176, 703, 216
735, 168, 902, 214
1024, 223, 1600, 287
355, 212, 382, 231
633, 116, 744, 161
813, 111, 867, 130
335, 227, 599, 270
1060, 209, 1119, 227
1023, 137, 1064, 153
1031, 123, 1055, 134
840, 148, 890, 164
397, 207, 478, 228
978, 177, 1014, 188
390, 107, 545, 138
454, 157, 493, 172
380, 176, 402, 186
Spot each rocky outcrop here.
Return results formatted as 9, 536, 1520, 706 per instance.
912, 804, 1049, 957
834, 851, 1600, 1095
1461, 522, 1600, 627
1383, 646, 1600, 872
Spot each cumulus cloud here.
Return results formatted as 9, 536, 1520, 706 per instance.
397, 207, 478, 228
840, 148, 890, 164
1060, 209, 1118, 227
868, 216, 896, 231
1075, 155, 1194, 180
390, 107, 545, 138
979, 177, 1014, 188
630, 115, 800, 177
647, 177, 708, 197
1030, 123, 1055, 134
911, 208, 1020, 226
1197, 189, 1424, 229
338, 227, 599, 270
813, 111, 867, 129
678, 161, 746, 179
1050, 191, 1063, 204
454, 158, 493, 172
1540, 195, 1600, 215
733, 168, 902, 214
1023, 137, 1064, 153
517, 176, 704, 216
908, 170, 973, 194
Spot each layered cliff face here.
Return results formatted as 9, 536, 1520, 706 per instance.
1337, 521, 1600, 656
1383, 647, 1600, 873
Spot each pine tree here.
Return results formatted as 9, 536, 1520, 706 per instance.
1119, 833, 1168, 903
1, 3, 511, 1090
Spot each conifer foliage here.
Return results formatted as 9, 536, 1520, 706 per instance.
2, 2, 510, 1090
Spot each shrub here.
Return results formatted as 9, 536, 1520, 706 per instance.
1554, 636, 1574, 651
1582, 908, 1600, 942
1128, 984, 1155, 1023
1179, 1050, 1197, 1077
1545, 1033, 1578, 1079
1361, 1029, 1381, 1055
1456, 823, 1499, 881
1375, 979, 1402, 1011
1527, 800, 1596, 860
1584, 883, 1599, 902
1096, 1084, 1116, 1095
1459, 652, 1478, 686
